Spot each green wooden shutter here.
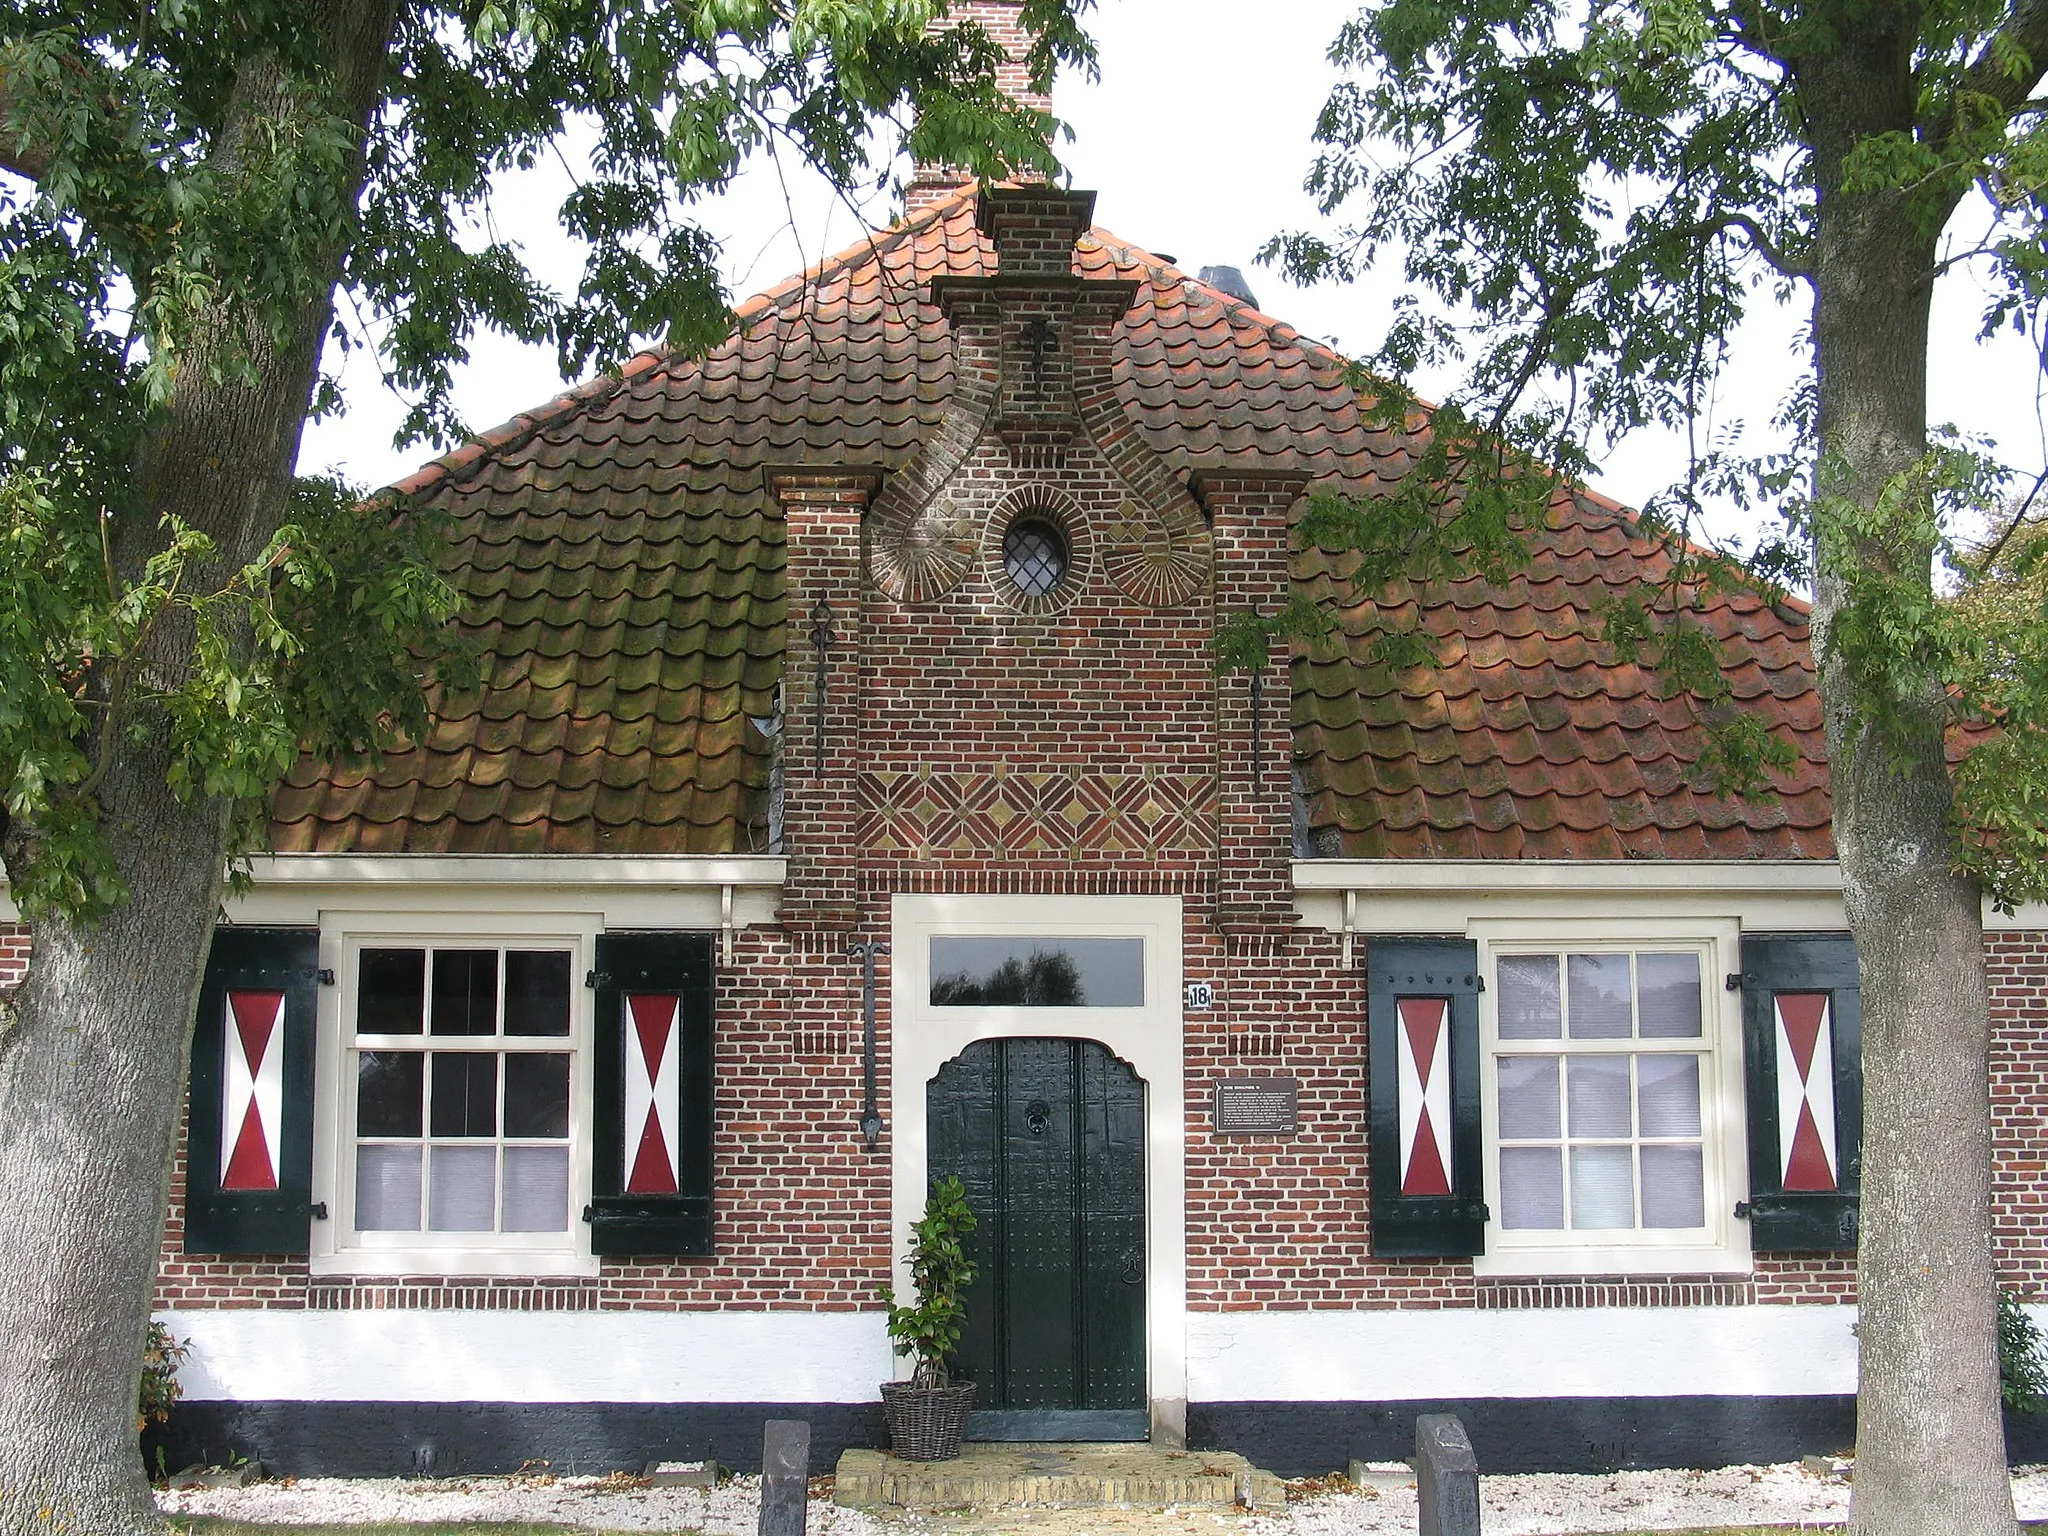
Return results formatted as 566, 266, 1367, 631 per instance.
1367, 937, 1486, 1257
184, 927, 322, 1255
586, 931, 715, 1256
1739, 932, 1863, 1251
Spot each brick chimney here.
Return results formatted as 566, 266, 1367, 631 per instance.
905, 1, 1054, 218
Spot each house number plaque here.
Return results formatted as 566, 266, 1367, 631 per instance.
1212, 1077, 1300, 1136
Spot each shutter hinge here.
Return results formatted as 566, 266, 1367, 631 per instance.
316, 969, 335, 986
581, 1204, 595, 1224
1473, 974, 1485, 992
309, 1201, 329, 1220
1725, 973, 1742, 992
1733, 1200, 1753, 1220
1473, 1202, 1490, 1221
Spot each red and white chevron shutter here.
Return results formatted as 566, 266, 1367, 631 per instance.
1774, 992, 1839, 1192
624, 994, 681, 1195
220, 989, 285, 1192
1396, 997, 1454, 1196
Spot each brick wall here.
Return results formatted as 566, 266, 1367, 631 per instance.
160, 914, 2046, 1314
0, 921, 27, 989
156, 923, 893, 1312
1993, 928, 2048, 1293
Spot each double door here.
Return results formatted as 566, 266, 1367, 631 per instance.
927, 1036, 1147, 1440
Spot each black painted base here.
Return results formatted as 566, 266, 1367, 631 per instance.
148, 1401, 887, 1479
1190, 1396, 1858, 1477
148, 1396, 2048, 1481
1192, 1398, 2048, 1477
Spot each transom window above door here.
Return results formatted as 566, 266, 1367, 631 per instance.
929, 936, 1144, 1007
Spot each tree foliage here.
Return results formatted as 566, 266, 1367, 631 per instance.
1269, 5, 2048, 1531
0, 0, 1095, 924
1264, 0, 2048, 902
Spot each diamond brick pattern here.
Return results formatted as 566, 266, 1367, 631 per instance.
859, 768, 1213, 859
271, 186, 1830, 859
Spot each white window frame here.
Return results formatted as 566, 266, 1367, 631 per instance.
311, 910, 601, 1278
1472, 917, 1751, 1277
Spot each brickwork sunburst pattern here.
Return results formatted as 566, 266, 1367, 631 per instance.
858, 767, 1214, 859
1100, 494, 1209, 608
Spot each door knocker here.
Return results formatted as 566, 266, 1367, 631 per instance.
1024, 1099, 1052, 1136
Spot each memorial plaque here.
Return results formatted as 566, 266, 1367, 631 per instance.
1212, 1076, 1300, 1136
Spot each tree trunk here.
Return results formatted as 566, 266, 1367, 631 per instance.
0, 7, 395, 1533
1799, 16, 2019, 1536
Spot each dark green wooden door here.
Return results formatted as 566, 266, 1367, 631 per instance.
928, 1037, 1147, 1440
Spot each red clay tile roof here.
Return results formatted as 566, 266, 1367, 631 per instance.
270, 187, 1831, 860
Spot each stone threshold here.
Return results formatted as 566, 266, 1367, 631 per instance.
833, 1443, 1285, 1512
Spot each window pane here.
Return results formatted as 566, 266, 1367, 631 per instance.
504, 1053, 571, 1138
428, 1145, 497, 1230
1638, 953, 1703, 1038
503, 1147, 570, 1232
356, 1051, 423, 1137
1637, 1055, 1703, 1138
1570, 1146, 1636, 1228
1497, 954, 1562, 1039
1567, 1056, 1632, 1137
431, 949, 498, 1036
1497, 1056, 1561, 1139
1642, 1145, 1706, 1228
504, 951, 572, 1037
1567, 954, 1632, 1038
358, 948, 425, 1035
1500, 1147, 1564, 1229
929, 937, 1143, 1006
355, 1145, 421, 1231
430, 1053, 498, 1137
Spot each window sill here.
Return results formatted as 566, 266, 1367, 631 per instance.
1473, 1241, 1753, 1278
310, 1247, 601, 1280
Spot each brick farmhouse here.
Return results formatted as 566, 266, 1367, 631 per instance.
4, 6, 2045, 1477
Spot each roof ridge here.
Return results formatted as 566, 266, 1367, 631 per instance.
383, 185, 984, 501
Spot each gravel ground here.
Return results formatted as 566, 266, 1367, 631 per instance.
156, 1464, 2048, 1534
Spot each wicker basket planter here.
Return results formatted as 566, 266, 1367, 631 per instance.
880, 1381, 977, 1462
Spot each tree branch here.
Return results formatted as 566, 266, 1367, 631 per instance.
1722, 209, 1811, 279
1922, 0, 2048, 155
1967, 0, 2048, 117
0, 58, 52, 183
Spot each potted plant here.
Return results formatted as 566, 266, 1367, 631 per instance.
878, 1175, 979, 1461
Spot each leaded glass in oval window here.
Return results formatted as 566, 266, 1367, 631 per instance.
1003, 519, 1068, 597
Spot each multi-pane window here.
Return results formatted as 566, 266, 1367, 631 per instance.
348, 945, 575, 1239
1491, 949, 1711, 1236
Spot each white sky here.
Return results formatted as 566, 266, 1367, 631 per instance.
298, 0, 2048, 552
